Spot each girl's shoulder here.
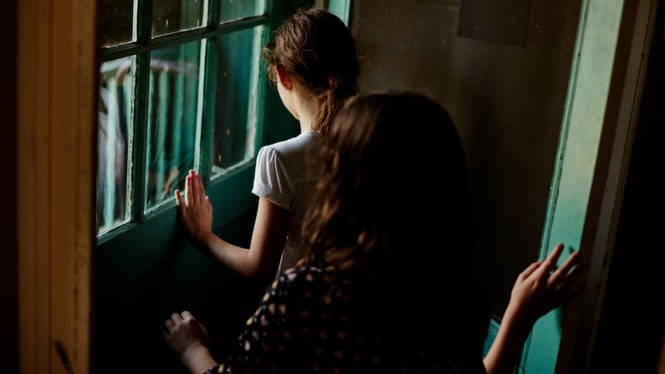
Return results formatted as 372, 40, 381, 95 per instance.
276, 265, 345, 291
259, 131, 321, 159
279, 265, 329, 284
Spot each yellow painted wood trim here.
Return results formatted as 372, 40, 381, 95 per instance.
18, 0, 96, 372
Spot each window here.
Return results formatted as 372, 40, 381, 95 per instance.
97, 0, 272, 236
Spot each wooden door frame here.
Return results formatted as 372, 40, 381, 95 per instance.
557, 0, 660, 371
521, 0, 659, 372
17, 0, 97, 372
0, 0, 18, 372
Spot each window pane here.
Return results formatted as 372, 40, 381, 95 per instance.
145, 42, 201, 212
220, 0, 266, 23
101, 0, 136, 47
98, 57, 135, 234
153, 0, 205, 37
212, 26, 266, 175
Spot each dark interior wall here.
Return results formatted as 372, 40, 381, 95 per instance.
0, 0, 18, 372
94, 207, 264, 373
351, 0, 582, 315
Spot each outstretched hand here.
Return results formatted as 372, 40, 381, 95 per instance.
483, 243, 584, 374
163, 311, 217, 373
163, 311, 210, 356
507, 243, 584, 325
175, 170, 214, 249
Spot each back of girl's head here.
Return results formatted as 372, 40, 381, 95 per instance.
306, 92, 473, 272
263, 8, 359, 134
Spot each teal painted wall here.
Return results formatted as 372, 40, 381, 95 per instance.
526, 1, 625, 371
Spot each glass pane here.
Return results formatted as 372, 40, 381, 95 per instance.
220, 0, 266, 23
97, 57, 135, 234
153, 0, 205, 37
145, 41, 201, 211
101, 0, 135, 47
212, 26, 266, 175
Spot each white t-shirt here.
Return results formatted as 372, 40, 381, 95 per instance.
251, 130, 321, 274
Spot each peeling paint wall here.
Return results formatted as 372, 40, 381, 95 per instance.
351, 0, 582, 315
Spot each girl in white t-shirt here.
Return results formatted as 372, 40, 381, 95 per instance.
174, 8, 359, 284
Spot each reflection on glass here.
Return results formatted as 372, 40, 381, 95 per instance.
97, 57, 134, 234
101, 0, 135, 47
220, 0, 266, 23
145, 41, 201, 211
152, 0, 205, 37
212, 26, 265, 175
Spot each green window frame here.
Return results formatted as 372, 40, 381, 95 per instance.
97, 0, 278, 238
97, 0, 296, 293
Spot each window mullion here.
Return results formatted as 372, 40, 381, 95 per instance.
132, 52, 151, 224
197, 38, 217, 182
131, 0, 153, 223
251, 27, 269, 157
208, 0, 220, 29
197, 0, 219, 182
136, 0, 153, 44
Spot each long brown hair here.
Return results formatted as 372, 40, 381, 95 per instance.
303, 92, 474, 273
302, 92, 487, 362
263, 8, 359, 135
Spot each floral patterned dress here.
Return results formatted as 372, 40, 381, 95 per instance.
204, 266, 486, 374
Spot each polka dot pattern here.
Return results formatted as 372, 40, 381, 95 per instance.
203, 267, 485, 373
